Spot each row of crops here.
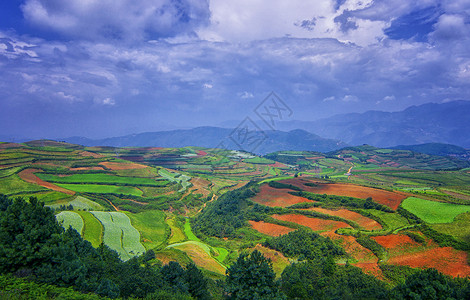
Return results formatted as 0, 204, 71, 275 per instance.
56, 211, 145, 261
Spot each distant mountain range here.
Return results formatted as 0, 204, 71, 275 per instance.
63, 100, 470, 153
278, 100, 470, 148
65, 127, 347, 154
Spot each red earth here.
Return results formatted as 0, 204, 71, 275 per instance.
18, 169, 75, 195
280, 178, 407, 210
272, 214, 351, 232
306, 207, 382, 231
248, 221, 295, 236
252, 185, 314, 207
373, 234, 470, 278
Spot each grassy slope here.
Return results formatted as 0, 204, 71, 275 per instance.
56, 211, 84, 234
401, 197, 470, 223
125, 210, 168, 250
56, 183, 143, 196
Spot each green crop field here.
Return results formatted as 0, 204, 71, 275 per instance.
0, 174, 47, 195
432, 212, 470, 243
22, 191, 70, 204
36, 173, 168, 187
55, 183, 143, 196
366, 209, 409, 230
184, 219, 200, 242
401, 197, 470, 223
91, 211, 145, 260
125, 210, 168, 250
168, 218, 186, 244
75, 211, 102, 247
56, 211, 84, 234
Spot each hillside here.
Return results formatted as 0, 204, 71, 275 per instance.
391, 143, 470, 161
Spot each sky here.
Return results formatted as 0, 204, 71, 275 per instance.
1, 0, 470, 140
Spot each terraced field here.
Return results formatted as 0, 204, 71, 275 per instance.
91, 211, 145, 260
56, 211, 84, 234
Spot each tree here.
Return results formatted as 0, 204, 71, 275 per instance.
225, 250, 285, 299
185, 262, 210, 299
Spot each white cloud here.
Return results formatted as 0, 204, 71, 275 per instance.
431, 14, 469, 41
21, 0, 210, 41
239, 91, 254, 99
203, 83, 213, 89
101, 97, 115, 105
383, 95, 396, 101
342, 95, 358, 102
323, 96, 336, 102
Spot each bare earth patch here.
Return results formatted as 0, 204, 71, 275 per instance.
99, 161, 149, 170
18, 169, 75, 195
248, 221, 295, 236
252, 185, 314, 207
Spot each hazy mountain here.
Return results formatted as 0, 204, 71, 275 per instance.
278, 100, 470, 148
65, 127, 348, 154
391, 143, 470, 161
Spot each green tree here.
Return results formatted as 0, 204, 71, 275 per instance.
185, 262, 210, 299
225, 250, 285, 299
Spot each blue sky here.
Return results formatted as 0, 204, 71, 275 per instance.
1, 0, 469, 139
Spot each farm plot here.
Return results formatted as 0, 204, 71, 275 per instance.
75, 211, 102, 247
252, 185, 314, 207
125, 210, 168, 250
272, 214, 351, 232
373, 234, 470, 277
248, 220, 295, 237
401, 197, 470, 223
158, 169, 191, 192
306, 207, 382, 231
167, 241, 226, 274
56, 211, 84, 234
91, 211, 145, 261
280, 178, 407, 210
48, 196, 104, 211
2, 172, 53, 195
99, 161, 148, 170
36, 173, 168, 187
322, 231, 382, 278
55, 184, 143, 196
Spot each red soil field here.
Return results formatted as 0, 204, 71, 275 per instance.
79, 151, 104, 158
99, 161, 148, 170
272, 214, 351, 232
322, 231, 383, 278
248, 221, 295, 236
307, 207, 382, 231
388, 247, 470, 278
280, 178, 407, 210
18, 169, 75, 195
197, 150, 208, 156
252, 185, 314, 207
373, 234, 470, 277
372, 234, 420, 249
69, 166, 106, 171
268, 162, 288, 168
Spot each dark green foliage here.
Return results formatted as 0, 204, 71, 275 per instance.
0, 195, 63, 273
293, 191, 393, 212
355, 234, 386, 260
263, 229, 345, 260
396, 206, 422, 224
379, 264, 418, 285
281, 260, 388, 299
225, 250, 285, 299
185, 262, 211, 299
268, 181, 302, 191
391, 268, 470, 299
192, 184, 258, 238
404, 231, 426, 244
418, 224, 470, 251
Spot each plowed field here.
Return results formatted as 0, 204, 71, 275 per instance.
248, 221, 295, 236
307, 207, 382, 230
18, 169, 75, 195
280, 178, 406, 210
272, 214, 351, 232
252, 185, 314, 207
